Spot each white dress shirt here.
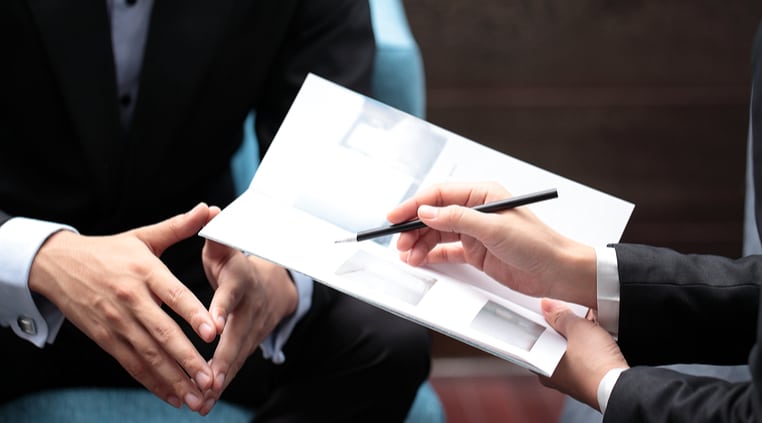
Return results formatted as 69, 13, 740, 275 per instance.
594, 246, 626, 414
0, 218, 74, 347
0, 0, 311, 364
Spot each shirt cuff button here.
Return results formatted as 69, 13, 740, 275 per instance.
18, 316, 37, 335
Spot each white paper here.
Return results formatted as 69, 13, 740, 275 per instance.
200, 74, 635, 376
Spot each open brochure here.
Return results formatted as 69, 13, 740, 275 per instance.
199, 74, 634, 376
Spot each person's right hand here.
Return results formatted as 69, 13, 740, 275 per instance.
386, 181, 598, 308
27, 203, 219, 413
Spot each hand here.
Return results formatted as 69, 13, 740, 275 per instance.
199, 206, 298, 414
387, 181, 598, 308
28, 203, 219, 412
538, 298, 628, 410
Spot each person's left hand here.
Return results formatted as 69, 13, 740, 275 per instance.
538, 298, 629, 410
198, 207, 298, 413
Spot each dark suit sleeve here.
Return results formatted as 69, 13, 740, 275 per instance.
601, 243, 762, 422
253, 0, 375, 155
604, 365, 762, 422
0, 211, 10, 226
613, 243, 760, 365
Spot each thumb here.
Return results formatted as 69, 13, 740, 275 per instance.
417, 204, 495, 241
541, 298, 579, 337
134, 202, 211, 256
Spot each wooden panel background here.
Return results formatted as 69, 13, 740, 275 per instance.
401, 1, 762, 357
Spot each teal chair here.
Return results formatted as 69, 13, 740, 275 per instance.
0, 0, 445, 422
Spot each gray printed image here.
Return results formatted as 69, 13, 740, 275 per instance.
335, 249, 436, 305
470, 301, 545, 351
294, 98, 447, 246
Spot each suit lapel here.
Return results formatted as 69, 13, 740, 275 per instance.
27, 0, 122, 194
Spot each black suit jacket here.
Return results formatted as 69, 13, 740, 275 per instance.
602, 23, 762, 423
605, 244, 762, 421
0, 0, 373, 238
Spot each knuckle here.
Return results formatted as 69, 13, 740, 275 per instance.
126, 360, 150, 382
89, 324, 112, 345
165, 284, 188, 306
97, 300, 125, 326
151, 322, 177, 345
177, 355, 198, 374
113, 282, 140, 306
223, 284, 244, 307
135, 344, 165, 370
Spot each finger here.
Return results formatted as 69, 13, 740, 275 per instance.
418, 244, 469, 265
541, 297, 581, 337
395, 227, 424, 252
145, 262, 217, 340
387, 182, 499, 224
207, 262, 247, 336
130, 286, 215, 391
417, 204, 502, 244
199, 284, 251, 415
585, 308, 599, 323
202, 238, 236, 293
207, 205, 222, 223
198, 391, 220, 417
386, 187, 445, 224
203, 241, 247, 333
138, 267, 217, 394
396, 223, 462, 252
98, 319, 207, 411
133, 202, 211, 256
209, 311, 260, 397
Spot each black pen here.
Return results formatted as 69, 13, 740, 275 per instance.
334, 187, 558, 243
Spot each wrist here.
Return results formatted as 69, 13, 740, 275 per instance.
597, 367, 628, 414
280, 268, 298, 318
554, 240, 597, 308
28, 229, 79, 300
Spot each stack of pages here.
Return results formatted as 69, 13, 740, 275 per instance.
200, 74, 634, 376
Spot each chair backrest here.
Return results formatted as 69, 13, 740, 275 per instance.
369, 0, 426, 120
231, 0, 426, 194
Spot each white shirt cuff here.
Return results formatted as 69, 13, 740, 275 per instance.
595, 246, 620, 337
597, 367, 627, 414
259, 271, 313, 364
0, 217, 77, 347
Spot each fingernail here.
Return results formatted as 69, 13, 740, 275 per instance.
212, 372, 225, 393
541, 298, 564, 315
215, 372, 226, 390
184, 203, 203, 215
203, 398, 216, 415
185, 392, 202, 410
167, 396, 182, 408
195, 371, 212, 389
418, 205, 438, 220
215, 314, 226, 331
199, 322, 215, 340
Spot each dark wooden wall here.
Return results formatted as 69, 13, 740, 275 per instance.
401, 1, 762, 357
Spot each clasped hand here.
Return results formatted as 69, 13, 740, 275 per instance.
29, 203, 297, 415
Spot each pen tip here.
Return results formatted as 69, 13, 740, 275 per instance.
334, 237, 356, 244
